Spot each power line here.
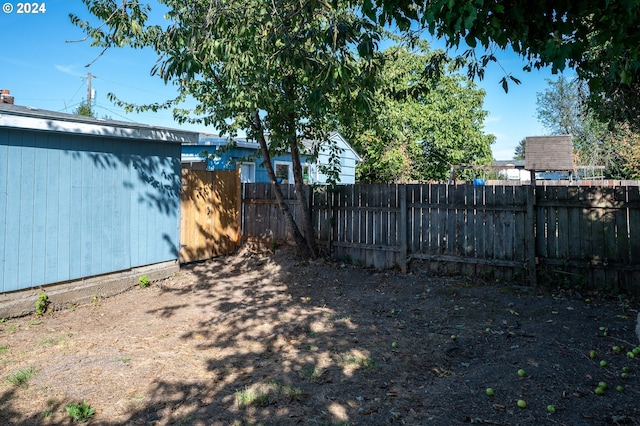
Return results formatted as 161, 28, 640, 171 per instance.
93, 75, 170, 96
56, 100, 86, 113
93, 103, 137, 122
65, 80, 87, 111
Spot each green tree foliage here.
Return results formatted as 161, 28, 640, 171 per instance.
513, 139, 526, 161
364, 0, 640, 130
609, 125, 640, 180
73, 101, 94, 117
71, 0, 382, 258
536, 77, 587, 137
536, 76, 640, 179
342, 45, 494, 183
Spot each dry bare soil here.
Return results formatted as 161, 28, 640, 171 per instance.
1, 248, 639, 426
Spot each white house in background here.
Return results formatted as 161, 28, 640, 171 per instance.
495, 160, 530, 181
301, 132, 362, 185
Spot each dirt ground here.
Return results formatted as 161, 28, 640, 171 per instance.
1, 247, 639, 426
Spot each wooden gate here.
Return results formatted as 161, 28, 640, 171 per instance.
180, 168, 241, 263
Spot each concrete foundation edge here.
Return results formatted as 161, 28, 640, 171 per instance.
0, 261, 179, 319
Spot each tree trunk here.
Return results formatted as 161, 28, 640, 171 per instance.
290, 132, 319, 257
251, 110, 315, 259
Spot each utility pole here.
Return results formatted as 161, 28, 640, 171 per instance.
87, 72, 92, 115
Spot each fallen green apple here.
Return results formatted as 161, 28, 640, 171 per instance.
595, 387, 605, 395
517, 399, 526, 408
627, 352, 635, 359
486, 388, 494, 396
547, 405, 555, 413
600, 360, 608, 367
616, 385, 624, 392
621, 372, 629, 379
589, 350, 597, 358
517, 369, 526, 377
598, 381, 607, 389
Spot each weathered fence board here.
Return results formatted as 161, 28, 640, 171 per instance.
242, 183, 304, 244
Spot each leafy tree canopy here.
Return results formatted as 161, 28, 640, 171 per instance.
73, 101, 94, 117
363, 0, 640, 129
342, 44, 494, 183
513, 139, 525, 161
536, 76, 640, 179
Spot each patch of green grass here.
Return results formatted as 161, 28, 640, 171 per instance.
0, 345, 9, 355
38, 337, 62, 346
7, 366, 37, 388
230, 420, 265, 426
65, 401, 95, 423
340, 353, 379, 371
235, 381, 304, 409
138, 274, 151, 287
27, 320, 42, 326
36, 292, 49, 315
235, 387, 271, 408
112, 358, 131, 364
42, 398, 60, 418
279, 383, 303, 402
91, 294, 101, 306
302, 365, 325, 383
5, 323, 19, 333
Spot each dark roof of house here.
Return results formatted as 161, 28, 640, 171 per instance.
494, 160, 525, 168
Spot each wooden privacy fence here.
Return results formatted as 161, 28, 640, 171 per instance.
241, 183, 309, 246
180, 169, 241, 263
534, 186, 640, 288
242, 183, 640, 291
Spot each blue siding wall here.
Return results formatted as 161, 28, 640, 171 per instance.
0, 128, 181, 293
0, 135, 6, 287
182, 144, 310, 183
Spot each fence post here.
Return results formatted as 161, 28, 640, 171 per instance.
398, 184, 408, 273
525, 185, 537, 286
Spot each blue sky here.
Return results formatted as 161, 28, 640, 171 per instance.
1, 0, 564, 160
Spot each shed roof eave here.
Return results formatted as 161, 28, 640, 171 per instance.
0, 104, 199, 144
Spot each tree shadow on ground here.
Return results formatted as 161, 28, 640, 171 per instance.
2, 248, 639, 425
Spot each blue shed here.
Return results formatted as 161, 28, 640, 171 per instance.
0, 104, 198, 294
181, 132, 361, 184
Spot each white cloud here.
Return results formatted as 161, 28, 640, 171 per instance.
55, 64, 83, 77
484, 115, 502, 124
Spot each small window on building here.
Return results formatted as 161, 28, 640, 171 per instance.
240, 162, 255, 183
274, 161, 292, 182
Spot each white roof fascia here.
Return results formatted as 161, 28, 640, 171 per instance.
0, 111, 199, 144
